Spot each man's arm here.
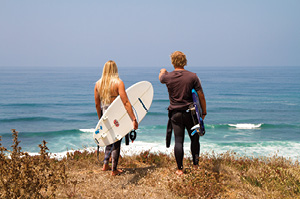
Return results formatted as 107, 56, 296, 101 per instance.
197, 90, 207, 120
159, 68, 168, 82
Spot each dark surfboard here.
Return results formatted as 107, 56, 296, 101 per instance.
191, 89, 205, 136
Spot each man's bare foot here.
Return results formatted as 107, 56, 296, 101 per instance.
111, 169, 123, 176
102, 164, 111, 171
175, 169, 184, 175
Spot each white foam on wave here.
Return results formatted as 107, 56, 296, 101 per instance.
228, 123, 262, 129
26, 142, 177, 160
27, 147, 96, 160
79, 128, 94, 133
201, 141, 300, 161
26, 140, 300, 162
120, 141, 174, 156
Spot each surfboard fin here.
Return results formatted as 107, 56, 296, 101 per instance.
115, 134, 122, 141
191, 129, 198, 136
191, 122, 205, 136
191, 124, 200, 130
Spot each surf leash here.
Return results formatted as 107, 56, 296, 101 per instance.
129, 130, 137, 143
96, 145, 100, 162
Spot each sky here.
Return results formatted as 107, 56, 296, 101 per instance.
0, 0, 299, 68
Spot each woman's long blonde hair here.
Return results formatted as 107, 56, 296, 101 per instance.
96, 60, 120, 105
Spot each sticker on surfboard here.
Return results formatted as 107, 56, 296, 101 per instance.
114, 119, 120, 127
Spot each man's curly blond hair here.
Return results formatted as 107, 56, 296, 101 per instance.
170, 51, 187, 67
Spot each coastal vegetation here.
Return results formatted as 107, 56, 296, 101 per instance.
1, 130, 300, 198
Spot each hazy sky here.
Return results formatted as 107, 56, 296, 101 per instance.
1, 0, 299, 67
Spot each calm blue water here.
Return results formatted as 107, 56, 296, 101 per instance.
1, 66, 300, 160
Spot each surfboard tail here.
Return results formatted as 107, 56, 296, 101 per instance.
191, 119, 205, 136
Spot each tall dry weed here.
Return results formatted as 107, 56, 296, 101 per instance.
0, 129, 67, 198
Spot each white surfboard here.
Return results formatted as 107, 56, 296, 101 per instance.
93, 81, 154, 147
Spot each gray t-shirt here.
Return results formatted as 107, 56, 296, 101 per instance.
160, 70, 202, 110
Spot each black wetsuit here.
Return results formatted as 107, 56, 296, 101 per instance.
170, 110, 200, 169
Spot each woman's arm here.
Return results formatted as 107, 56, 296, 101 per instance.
94, 84, 102, 119
118, 80, 138, 130
197, 90, 207, 120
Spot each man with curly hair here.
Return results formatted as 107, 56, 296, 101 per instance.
159, 51, 207, 175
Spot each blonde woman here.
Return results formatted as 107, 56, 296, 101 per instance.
94, 60, 138, 176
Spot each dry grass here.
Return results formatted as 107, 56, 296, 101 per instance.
1, 130, 300, 198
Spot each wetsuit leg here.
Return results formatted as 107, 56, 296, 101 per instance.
111, 139, 122, 171
185, 113, 200, 165
103, 144, 113, 165
171, 111, 185, 170
188, 130, 200, 165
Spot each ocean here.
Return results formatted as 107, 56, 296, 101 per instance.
1, 66, 300, 160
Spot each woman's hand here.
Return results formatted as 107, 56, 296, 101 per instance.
133, 119, 138, 130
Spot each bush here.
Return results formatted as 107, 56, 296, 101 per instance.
0, 129, 67, 198
135, 150, 173, 167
